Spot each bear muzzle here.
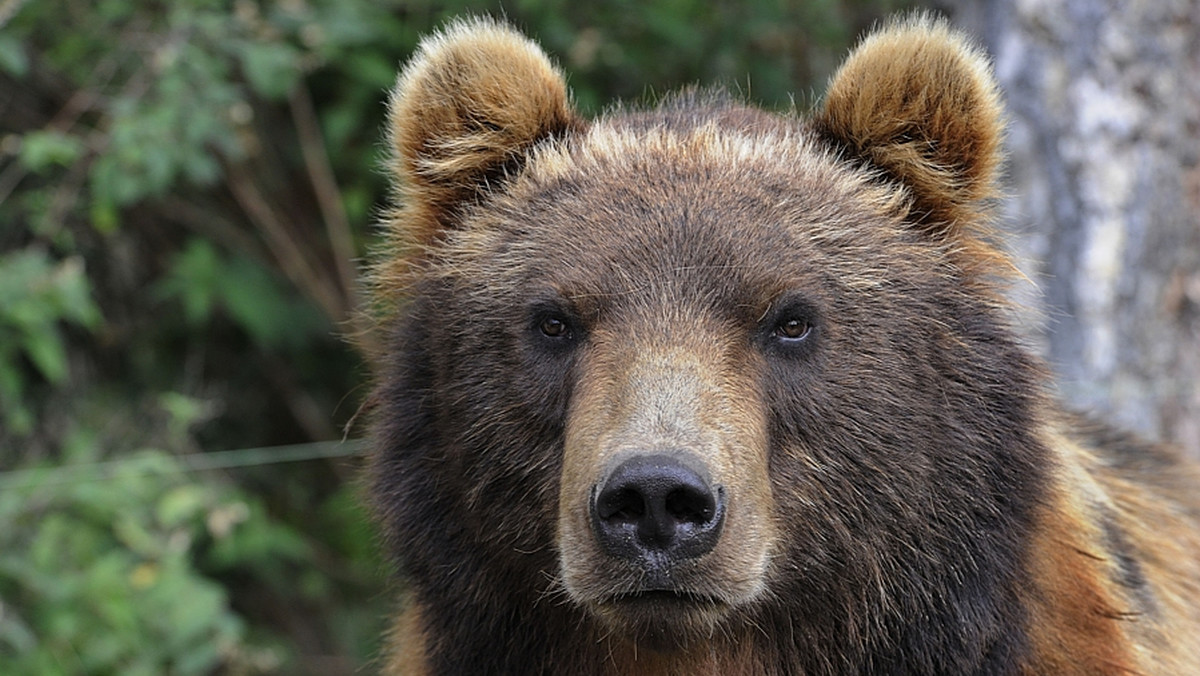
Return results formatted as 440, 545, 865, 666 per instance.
556, 330, 773, 644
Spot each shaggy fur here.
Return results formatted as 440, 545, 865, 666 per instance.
368, 14, 1200, 675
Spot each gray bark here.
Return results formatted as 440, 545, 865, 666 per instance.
942, 0, 1200, 457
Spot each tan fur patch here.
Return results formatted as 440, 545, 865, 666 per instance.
382, 602, 429, 676
1023, 440, 1140, 674
1027, 423, 1200, 674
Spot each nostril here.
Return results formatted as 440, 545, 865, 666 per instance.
590, 454, 726, 562
597, 487, 646, 523
665, 485, 716, 525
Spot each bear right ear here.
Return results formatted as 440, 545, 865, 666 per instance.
813, 14, 1005, 247
385, 17, 582, 251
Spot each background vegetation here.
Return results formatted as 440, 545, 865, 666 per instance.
1, 0, 916, 672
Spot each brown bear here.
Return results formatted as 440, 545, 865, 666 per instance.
367, 14, 1200, 675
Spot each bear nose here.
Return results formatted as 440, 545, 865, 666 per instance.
591, 454, 725, 563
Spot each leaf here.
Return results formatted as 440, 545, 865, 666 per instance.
89, 196, 120, 234
217, 255, 328, 350
19, 130, 84, 173
48, 257, 102, 328
240, 41, 301, 99
113, 513, 160, 557
0, 34, 28, 76
155, 239, 220, 325
159, 391, 214, 443
90, 151, 146, 206
156, 484, 209, 528
20, 326, 68, 383
0, 361, 33, 435
0, 251, 101, 387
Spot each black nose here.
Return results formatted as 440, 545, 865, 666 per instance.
591, 454, 725, 563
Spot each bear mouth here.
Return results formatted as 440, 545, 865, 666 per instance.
607, 589, 724, 608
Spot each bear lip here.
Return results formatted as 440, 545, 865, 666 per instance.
597, 581, 729, 607
600, 587, 728, 612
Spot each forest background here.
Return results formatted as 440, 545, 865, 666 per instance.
2, 0, 1197, 673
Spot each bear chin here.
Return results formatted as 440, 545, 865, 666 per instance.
589, 590, 732, 652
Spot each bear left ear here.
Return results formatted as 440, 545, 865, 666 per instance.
385, 17, 583, 251
814, 14, 1005, 237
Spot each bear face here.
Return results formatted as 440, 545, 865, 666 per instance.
369, 14, 1200, 675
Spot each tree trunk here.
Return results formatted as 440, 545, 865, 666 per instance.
943, 0, 1200, 458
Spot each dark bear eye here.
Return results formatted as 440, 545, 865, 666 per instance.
539, 315, 570, 338
761, 297, 819, 355
774, 317, 812, 342
528, 298, 580, 350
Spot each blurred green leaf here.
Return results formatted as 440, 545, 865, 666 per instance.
206, 497, 311, 572
88, 197, 120, 234
0, 34, 28, 76
155, 239, 220, 325
218, 255, 329, 350
160, 391, 215, 442
240, 41, 301, 99
19, 131, 84, 173
157, 484, 209, 528
46, 257, 101, 328
0, 250, 101, 433
0, 447, 296, 674
19, 328, 68, 383
156, 239, 329, 349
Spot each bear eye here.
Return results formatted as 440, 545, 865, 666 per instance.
761, 297, 819, 355
774, 318, 812, 342
540, 316, 570, 338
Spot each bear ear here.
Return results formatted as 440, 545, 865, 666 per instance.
385, 17, 582, 249
814, 13, 1005, 239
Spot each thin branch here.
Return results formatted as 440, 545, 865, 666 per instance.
288, 83, 358, 310
226, 161, 347, 323
0, 159, 24, 207
161, 196, 268, 260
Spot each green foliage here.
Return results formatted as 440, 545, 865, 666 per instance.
0, 409, 383, 675
156, 239, 328, 351
0, 450, 285, 675
0, 250, 100, 434
17, 132, 84, 174
240, 41, 303, 100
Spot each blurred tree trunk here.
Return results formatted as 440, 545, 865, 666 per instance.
943, 0, 1200, 458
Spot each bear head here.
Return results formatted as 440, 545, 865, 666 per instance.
371, 14, 1044, 666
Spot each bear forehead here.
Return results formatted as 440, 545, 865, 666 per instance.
443, 109, 921, 306
525, 112, 877, 204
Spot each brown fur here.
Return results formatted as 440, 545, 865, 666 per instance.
368, 13, 1200, 675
